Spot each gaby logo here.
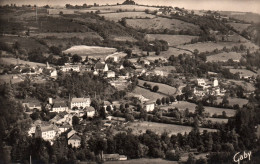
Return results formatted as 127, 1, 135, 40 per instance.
233, 151, 252, 164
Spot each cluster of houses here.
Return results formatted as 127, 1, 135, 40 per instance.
193, 78, 226, 97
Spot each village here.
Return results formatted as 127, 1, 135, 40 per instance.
0, 0, 260, 163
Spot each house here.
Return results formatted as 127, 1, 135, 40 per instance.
71, 97, 91, 109
106, 70, 115, 78
61, 65, 80, 72
85, 106, 95, 117
213, 78, 219, 87
22, 99, 42, 111
144, 101, 155, 112
94, 62, 109, 72
68, 134, 81, 148
193, 87, 206, 97
67, 129, 76, 139
35, 124, 59, 142
51, 102, 68, 113
197, 79, 206, 87
102, 154, 127, 161
58, 124, 71, 133
103, 101, 113, 112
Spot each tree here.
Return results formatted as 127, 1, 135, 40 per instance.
169, 95, 175, 103
166, 97, 170, 104
152, 85, 159, 92
195, 103, 205, 116
222, 96, 229, 107
72, 116, 79, 126
156, 99, 161, 105
161, 97, 166, 105
125, 114, 134, 122
99, 107, 106, 119
186, 153, 196, 164
71, 54, 82, 63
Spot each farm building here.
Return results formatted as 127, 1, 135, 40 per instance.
70, 97, 91, 109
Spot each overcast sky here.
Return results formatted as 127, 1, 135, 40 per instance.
1, 0, 259, 14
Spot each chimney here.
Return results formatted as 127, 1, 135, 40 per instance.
49, 98, 53, 104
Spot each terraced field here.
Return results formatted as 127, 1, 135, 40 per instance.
206, 52, 242, 62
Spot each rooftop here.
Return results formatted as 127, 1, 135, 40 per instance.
53, 102, 67, 108
71, 97, 90, 103
69, 134, 81, 140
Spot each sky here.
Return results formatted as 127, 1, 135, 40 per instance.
1, 0, 260, 14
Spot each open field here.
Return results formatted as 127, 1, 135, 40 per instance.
30, 32, 103, 40
0, 57, 45, 67
0, 74, 24, 84
90, 5, 160, 12
205, 118, 229, 123
206, 52, 243, 62
216, 97, 248, 107
177, 41, 258, 53
227, 22, 251, 33
145, 34, 198, 46
126, 17, 200, 32
128, 121, 217, 136
110, 35, 136, 42
138, 79, 177, 95
0, 36, 48, 52
226, 80, 255, 92
99, 12, 155, 22
154, 66, 176, 73
160, 101, 236, 117
229, 68, 257, 78
131, 86, 165, 101
160, 47, 193, 58
105, 158, 177, 164
63, 45, 117, 58
219, 11, 260, 23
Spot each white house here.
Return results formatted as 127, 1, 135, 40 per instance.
68, 134, 81, 148
71, 97, 91, 109
197, 79, 206, 87
213, 78, 219, 87
61, 65, 80, 72
35, 125, 59, 142
85, 106, 95, 117
106, 71, 115, 78
58, 124, 71, 134
52, 102, 68, 113
144, 101, 155, 112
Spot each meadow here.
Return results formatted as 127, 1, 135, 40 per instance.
138, 79, 177, 96
160, 101, 236, 117
227, 22, 251, 33
229, 68, 257, 77
98, 12, 155, 22
91, 5, 160, 12
126, 17, 200, 32
131, 86, 165, 101
160, 47, 193, 58
206, 52, 242, 62
0, 57, 45, 67
145, 34, 198, 46
31, 32, 103, 40
128, 121, 217, 136
216, 97, 248, 107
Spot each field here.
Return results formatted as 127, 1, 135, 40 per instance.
110, 35, 136, 42
0, 74, 23, 84
0, 36, 48, 53
63, 45, 117, 58
0, 57, 45, 67
160, 47, 193, 58
160, 101, 236, 117
91, 5, 160, 12
131, 86, 165, 101
154, 66, 176, 73
229, 68, 257, 78
126, 17, 200, 32
105, 158, 177, 164
216, 97, 248, 107
226, 80, 255, 92
205, 118, 229, 123
177, 42, 258, 53
99, 12, 155, 22
145, 34, 198, 46
30, 32, 103, 40
128, 121, 217, 136
219, 11, 260, 23
206, 52, 242, 62
138, 79, 177, 96
227, 22, 251, 33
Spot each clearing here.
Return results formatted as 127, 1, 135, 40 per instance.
62, 45, 117, 59
30, 32, 103, 40
216, 97, 248, 107
90, 5, 160, 12
227, 22, 251, 33
128, 121, 217, 136
205, 118, 229, 123
126, 17, 200, 32
160, 47, 193, 58
0, 57, 45, 67
229, 68, 257, 78
131, 86, 165, 102
160, 101, 236, 117
206, 52, 243, 62
138, 79, 177, 96
98, 12, 155, 22
145, 34, 198, 46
